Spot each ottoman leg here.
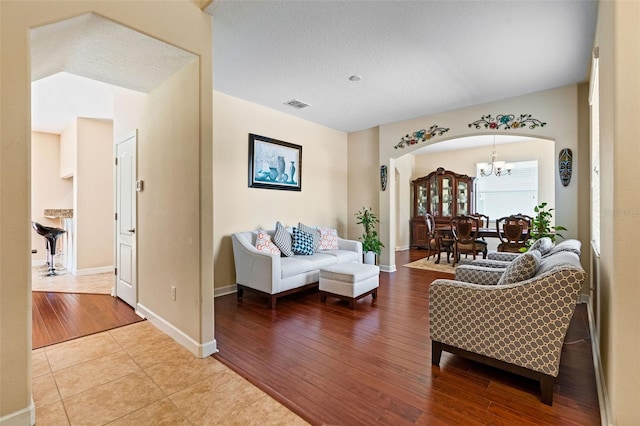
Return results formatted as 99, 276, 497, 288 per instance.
372, 289, 377, 300
320, 293, 327, 303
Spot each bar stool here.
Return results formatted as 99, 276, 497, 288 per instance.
31, 222, 66, 276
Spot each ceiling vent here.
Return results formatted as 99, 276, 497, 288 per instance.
284, 99, 310, 109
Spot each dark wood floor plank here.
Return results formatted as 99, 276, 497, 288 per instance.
32, 292, 143, 349
213, 249, 600, 426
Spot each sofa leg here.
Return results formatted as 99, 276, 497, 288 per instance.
237, 286, 244, 300
431, 341, 442, 366
540, 374, 554, 405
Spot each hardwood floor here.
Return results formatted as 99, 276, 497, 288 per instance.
32, 292, 144, 349
213, 249, 600, 426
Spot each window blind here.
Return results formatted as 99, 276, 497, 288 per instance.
475, 160, 538, 221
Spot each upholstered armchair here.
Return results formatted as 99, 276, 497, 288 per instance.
429, 250, 586, 405
474, 238, 581, 268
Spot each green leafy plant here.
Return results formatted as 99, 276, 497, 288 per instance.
526, 202, 568, 248
355, 207, 384, 255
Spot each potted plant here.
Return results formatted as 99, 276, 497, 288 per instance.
355, 207, 384, 264
525, 202, 568, 248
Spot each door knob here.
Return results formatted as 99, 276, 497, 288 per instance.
127, 228, 136, 234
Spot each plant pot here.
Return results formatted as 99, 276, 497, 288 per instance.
363, 251, 376, 265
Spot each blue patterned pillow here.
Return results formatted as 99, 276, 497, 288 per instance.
292, 227, 314, 255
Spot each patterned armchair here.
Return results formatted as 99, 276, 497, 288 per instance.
429, 250, 586, 405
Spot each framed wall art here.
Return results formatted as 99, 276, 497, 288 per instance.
248, 133, 302, 191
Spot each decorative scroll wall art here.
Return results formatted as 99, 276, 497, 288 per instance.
394, 125, 450, 149
468, 114, 546, 130
558, 148, 573, 186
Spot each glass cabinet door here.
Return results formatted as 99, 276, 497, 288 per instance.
457, 181, 469, 216
416, 182, 427, 216
441, 176, 453, 218
429, 176, 439, 216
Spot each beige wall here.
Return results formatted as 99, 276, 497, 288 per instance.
0, 1, 213, 422
393, 154, 414, 250
593, 1, 640, 424
347, 127, 380, 242
213, 91, 348, 290
75, 118, 114, 271
59, 119, 77, 178
113, 89, 147, 144
138, 60, 203, 338
30, 132, 73, 263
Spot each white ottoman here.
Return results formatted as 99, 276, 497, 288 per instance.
319, 263, 380, 309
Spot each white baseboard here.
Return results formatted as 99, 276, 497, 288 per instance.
214, 284, 237, 298
136, 303, 218, 358
586, 298, 612, 426
396, 245, 410, 251
379, 264, 396, 273
75, 265, 114, 276
0, 399, 34, 426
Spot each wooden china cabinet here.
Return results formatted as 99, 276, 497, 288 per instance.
411, 167, 475, 248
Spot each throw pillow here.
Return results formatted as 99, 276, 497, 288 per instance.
497, 249, 541, 286
292, 227, 314, 255
298, 222, 320, 252
317, 227, 339, 250
255, 230, 281, 255
273, 221, 294, 257
528, 237, 553, 256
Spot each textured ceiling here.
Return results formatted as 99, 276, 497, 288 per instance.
207, 0, 598, 133
31, 13, 197, 93
30, 2, 598, 137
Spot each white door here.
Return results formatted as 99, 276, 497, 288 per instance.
115, 131, 137, 308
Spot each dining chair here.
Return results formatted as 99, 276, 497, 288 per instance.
496, 214, 532, 252
450, 215, 487, 266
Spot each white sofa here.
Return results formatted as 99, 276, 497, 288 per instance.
231, 229, 362, 308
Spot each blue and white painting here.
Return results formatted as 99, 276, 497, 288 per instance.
249, 134, 302, 191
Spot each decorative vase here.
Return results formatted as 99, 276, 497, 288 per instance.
277, 156, 286, 182
289, 161, 296, 184
268, 167, 278, 181
364, 251, 376, 265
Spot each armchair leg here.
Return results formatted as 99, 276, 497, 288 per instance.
431, 341, 442, 366
540, 374, 555, 405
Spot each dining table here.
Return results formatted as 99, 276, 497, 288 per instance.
432, 225, 521, 264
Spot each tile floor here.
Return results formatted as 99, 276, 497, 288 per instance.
32, 267, 113, 294
32, 321, 309, 425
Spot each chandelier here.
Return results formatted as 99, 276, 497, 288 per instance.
477, 136, 514, 177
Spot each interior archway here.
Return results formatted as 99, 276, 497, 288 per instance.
388, 134, 555, 266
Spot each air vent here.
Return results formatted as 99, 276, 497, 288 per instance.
284, 99, 310, 109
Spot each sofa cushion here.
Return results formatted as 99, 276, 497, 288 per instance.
497, 250, 541, 285
292, 227, 314, 255
318, 227, 339, 250
255, 230, 281, 255
298, 222, 320, 252
319, 249, 360, 263
273, 221, 294, 257
298, 253, 338, 269
528, 237, 553, 256
280, 257, 315, 279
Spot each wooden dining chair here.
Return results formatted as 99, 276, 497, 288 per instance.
450, 215, 486, 266
496, 214, 532, 252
